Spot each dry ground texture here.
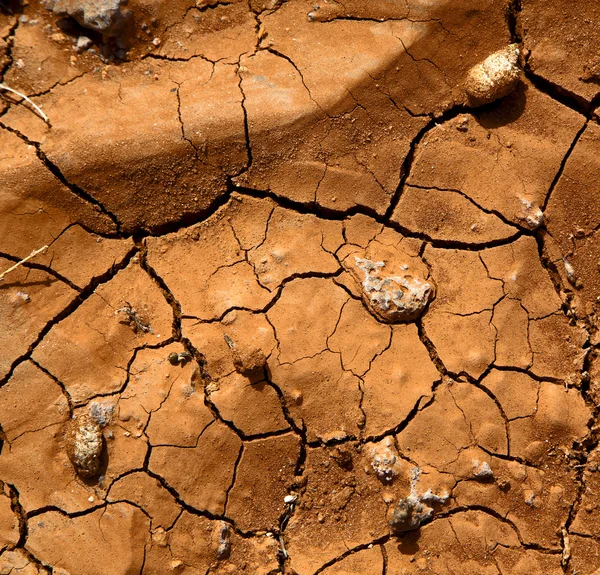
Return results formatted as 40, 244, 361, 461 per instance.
1, 0, 600, 573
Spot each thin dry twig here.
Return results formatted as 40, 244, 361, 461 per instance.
0, 245, 49, 281
0, 83, 50, 124
115, 301, 153, 334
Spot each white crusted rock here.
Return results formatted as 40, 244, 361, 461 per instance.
354, 257, 434, 322
389, 467, 449, 533
473, 460, 494, 479
516, 198, 544, 229
88, 401, 114, 428
65, 413, 103, 478
465, 44, 521, 105
370, 438, 403, 482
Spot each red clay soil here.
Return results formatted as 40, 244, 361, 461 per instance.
1, 0, 600, 574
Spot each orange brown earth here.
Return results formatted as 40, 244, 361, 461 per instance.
1, 0, 600, 573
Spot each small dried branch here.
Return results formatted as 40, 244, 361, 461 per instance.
0, 83, 50, 124
0, 245, 49, 282
115, 301, 153, 334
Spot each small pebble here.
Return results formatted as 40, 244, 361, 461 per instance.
76, 36, 93, 52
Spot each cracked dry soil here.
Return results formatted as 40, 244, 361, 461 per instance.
1, 0, 600, 574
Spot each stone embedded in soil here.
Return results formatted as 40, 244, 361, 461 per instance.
214, 521, 231, 560
341, 232, 433, 323
230, 344, 267, 376
464, 44, 521, 106
370, 437, 405, 482
352, 256, 434, 322
390, 495, 432, 533
64, 413, 103, 478
45, 0, 129, 36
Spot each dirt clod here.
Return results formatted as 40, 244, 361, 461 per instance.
230, 344, 267, 376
